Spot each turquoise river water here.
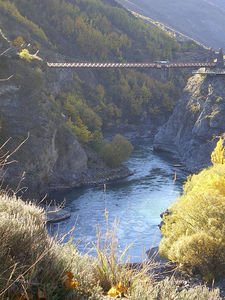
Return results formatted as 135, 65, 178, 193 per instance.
48, 138, 187, 262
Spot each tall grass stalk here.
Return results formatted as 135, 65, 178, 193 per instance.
91, 208, 155, 295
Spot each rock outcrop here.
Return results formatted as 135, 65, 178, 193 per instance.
0, 81, 88, 198
154, 73, 225, 172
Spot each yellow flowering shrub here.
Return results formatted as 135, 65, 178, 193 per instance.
159, 138, 225, 280
107, 282, 128, 298
107, 287, 120, 298
63, 272, 79, 290
18, 49, 34, 62
211, 138, 225, 165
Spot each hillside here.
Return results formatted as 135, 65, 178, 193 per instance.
117, 0, 225, 49
209, 0, 225, 10
0, 0, 208, 197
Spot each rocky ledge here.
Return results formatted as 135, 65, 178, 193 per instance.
154, 74, 225, 173
46, 206, 71, 223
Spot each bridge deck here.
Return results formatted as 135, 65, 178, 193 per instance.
47, 62, 217, 69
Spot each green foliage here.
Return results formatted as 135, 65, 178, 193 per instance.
149, 105, 160, 115
0, 0, 48, 41
127, 277, 221, 299
100, 134, 133, 168
57, 92, 102, 144
1, 0, 195, 63
95, 70, 180, 124
18, 49, 34, 62
159, 139, 225, 280
13, 60, 45, 92
13, 36, 25, 48
65, 117, 92, 144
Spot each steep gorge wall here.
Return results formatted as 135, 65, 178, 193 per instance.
0, 79, 88, 198
154, 74, 225, 172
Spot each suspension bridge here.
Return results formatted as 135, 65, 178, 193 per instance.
47, 49, 225, 74
47, 61, 216, 69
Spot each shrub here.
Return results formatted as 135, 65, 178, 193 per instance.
127, 277, 221, 300
18, 49, 34, 62
13, 36, 25, 48
100, 134, 133, 168
216, 96, 223, 103
189, 104, 200, 113
0, 192, 95, 299
159, 138, 225, 280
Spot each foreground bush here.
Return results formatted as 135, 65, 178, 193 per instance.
159, 138, 225, 280
0, 191, 222, 299
127, 277, 221, 300
0, 192, 96, 299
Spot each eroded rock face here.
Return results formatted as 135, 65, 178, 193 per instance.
0, 82, 87, 198
154, 74, 225, 172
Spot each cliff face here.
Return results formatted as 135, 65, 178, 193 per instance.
0, 80, 88, 198
154, 74, 225, 172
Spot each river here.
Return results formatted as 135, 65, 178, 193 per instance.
48, 138, 187, 262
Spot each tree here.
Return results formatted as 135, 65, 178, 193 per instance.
13, 36, 25, 48
159, 138, 225, 280
101, 134, 133, 168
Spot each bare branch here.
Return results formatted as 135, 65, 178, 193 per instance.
0, 47, 12, 57
0, 74, 14, 82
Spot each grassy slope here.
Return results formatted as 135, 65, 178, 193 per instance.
116, 0, 225, 49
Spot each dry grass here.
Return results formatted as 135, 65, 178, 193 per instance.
91, 209, 155, 296
0, 191, 96, 299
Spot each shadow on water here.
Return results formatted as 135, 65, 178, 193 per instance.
48, 138, 188, 263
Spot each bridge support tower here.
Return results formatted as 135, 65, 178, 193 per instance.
216, 48, 224, 68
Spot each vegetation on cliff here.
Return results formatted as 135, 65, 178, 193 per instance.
0, 0, 198, 143
159, 138, 225, 281
153, 73, 225, 173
